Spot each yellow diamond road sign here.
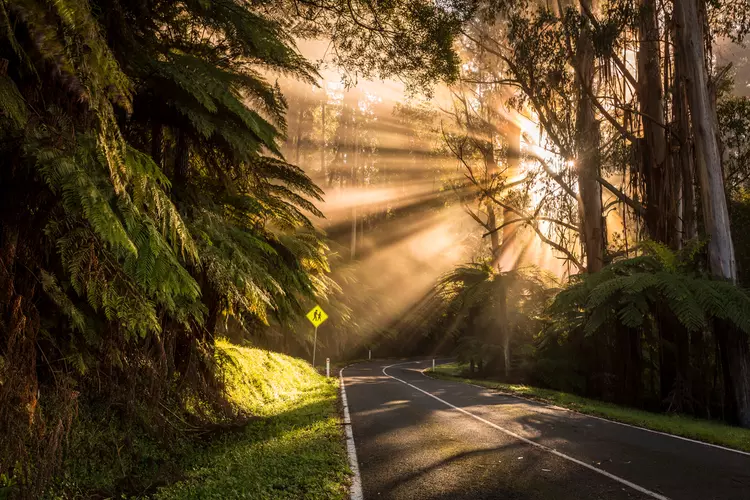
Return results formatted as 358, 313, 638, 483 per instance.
306, 305, 328, 328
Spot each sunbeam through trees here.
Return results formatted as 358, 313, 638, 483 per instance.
3, 0, 750, 497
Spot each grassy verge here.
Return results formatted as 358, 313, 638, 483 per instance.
428, 362, 750, 453
153, 341, 350, 499
52, 341, 350, 499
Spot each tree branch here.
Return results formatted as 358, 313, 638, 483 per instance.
471, 174, 583, 270
596, 175, 646, 216
533, 155, 578, 199
578, 1, 639, 91
483, 216, 580, 237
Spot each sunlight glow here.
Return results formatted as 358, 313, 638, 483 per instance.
274, 39, 591, 341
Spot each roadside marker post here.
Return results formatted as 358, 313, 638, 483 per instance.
326, 358, 330, 377
432, 359, 435, 371
305, 305, 329, 367
368, 349, 371, 360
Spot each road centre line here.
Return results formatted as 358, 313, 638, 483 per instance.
384, 361, 669, 500
340, 366, 364, 500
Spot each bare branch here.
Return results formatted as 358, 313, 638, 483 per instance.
483, 216, 580, 237
597, 175, 646, 216
533, 155, 578, 199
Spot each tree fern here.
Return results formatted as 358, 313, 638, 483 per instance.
0, 75, 27, 127
551, 243, 750, 336
0, 0, 336, 493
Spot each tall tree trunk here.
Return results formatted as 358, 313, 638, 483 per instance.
486, 125, 520, 378
639, 10, 695, 413
488, 205, 500, 263
672, 10, 698, 244
691, 330, 710, 417
481, 136, 510, 378
483, 141, 502, 265
350, 118, 358, 260
639, 0, 677, 246
616, 325, 643, 406
500, 125, 522, 377
675, 0, 750, 427
499, 121, 521, 266
499, 284, 510, 379
203, 274, 221, 339
576, 0, 604, 273
321, 100, 326, 179
659, 313, 691, 413
715, 325, 750, 425
674, 0, 735, 279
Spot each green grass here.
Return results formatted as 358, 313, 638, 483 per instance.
50, 341, 350, 499
153, 341, 350, 499
428, 362, 750, 453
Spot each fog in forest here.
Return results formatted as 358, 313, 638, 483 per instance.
277, 39, 584, 356
7, 3, 750, 495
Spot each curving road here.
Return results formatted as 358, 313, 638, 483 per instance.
341, 359, 750, 500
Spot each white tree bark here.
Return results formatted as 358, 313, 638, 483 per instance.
675, 0, 750, 428
674, 0, 736, 281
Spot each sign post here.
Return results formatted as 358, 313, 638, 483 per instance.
305, 305, 329, 367
313, 325, 318, 366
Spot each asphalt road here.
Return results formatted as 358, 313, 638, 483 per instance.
341, 359, 750, 500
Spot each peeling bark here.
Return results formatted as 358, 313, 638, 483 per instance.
674, 0, 736, 279
639, 0, 681, 247
675, 0, 750, 427
575, 0, 604, 273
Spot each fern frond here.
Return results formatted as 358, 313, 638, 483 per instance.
0, 75, 27, 127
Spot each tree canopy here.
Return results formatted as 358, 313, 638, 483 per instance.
5, 0, 750, 496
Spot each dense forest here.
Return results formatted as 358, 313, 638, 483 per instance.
3, 0, 750, 497
282, 0, 750, 430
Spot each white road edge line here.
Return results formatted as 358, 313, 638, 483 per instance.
421, 362, 750, 458
339, 366, 364, 500
384, 361, 670, 500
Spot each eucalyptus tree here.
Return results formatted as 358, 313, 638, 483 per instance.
673, 0, 750, 426
442, 27, 584, 271
450, 0, 750, 425
457, 2, 618, 272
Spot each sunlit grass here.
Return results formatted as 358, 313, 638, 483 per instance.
54, 342, 350, 498
154, 342, 350, 499
428, 362, 750, 453
218, 340, 329, 416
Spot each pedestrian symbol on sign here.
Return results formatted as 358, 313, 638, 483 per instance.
306, 305, 328, 327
